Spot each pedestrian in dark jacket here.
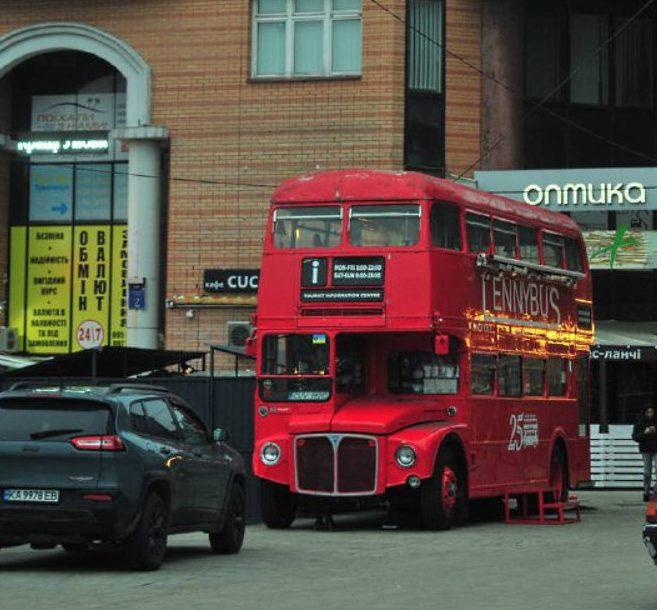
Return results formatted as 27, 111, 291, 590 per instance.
632, 406, 657, 501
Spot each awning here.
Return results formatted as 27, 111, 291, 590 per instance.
208, 344, 255, 360
0, 354, 40, 372
592, 321, 657, 362
0, 347, 205, 378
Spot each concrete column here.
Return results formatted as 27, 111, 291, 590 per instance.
480, 0, 525, 170
112, 126, 168, 350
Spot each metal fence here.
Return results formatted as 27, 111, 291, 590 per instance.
0, 376, 261, 522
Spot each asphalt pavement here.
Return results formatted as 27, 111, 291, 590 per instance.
0, 491, 653, 610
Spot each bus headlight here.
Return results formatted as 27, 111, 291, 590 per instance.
395, 445, 417, 468
261, 442, 281, 466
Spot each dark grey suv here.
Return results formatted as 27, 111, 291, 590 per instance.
0, 383, 246, 571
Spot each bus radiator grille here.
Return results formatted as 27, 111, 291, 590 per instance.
337, 437, 377, 493
296, 437, 334, 493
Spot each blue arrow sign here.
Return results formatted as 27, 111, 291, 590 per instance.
50, 203, 68, 216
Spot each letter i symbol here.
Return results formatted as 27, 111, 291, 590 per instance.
312, 261, 320, 285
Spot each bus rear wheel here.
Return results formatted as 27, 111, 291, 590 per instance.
261, 479, 297, 529
420, 446, 466, 530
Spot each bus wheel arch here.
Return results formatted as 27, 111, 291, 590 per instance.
420, 435, 468, 530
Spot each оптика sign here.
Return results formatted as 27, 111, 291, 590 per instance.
475, 167, 657, 211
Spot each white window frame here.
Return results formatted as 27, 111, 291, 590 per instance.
251, 0, 363, 79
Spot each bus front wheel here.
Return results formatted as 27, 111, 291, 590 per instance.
261, 479, 297, 529
420, 446, 466, 530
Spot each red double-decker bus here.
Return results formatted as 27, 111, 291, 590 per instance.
251, 170, 593, 530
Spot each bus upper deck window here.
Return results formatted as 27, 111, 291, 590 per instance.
273, 206, 342, 249
493, 220, 517, 258
542, 233, 564, 268
466, 213, 491, 254
565, 237, 584, 272
431, 202, 462, 250
518, 226, 539, 263
349, 204, 421, 247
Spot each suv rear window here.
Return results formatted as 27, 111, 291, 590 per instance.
0, 399, 111, 441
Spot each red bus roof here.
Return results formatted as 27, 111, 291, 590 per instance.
271, 170, 580, 235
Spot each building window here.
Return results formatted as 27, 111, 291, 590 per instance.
404, 0, 445, 173
525, 0, 657, 169
592, 271, 657, 321
252, 0, 362, 78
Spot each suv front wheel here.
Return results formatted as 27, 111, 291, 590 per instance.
124, 493, 169, 571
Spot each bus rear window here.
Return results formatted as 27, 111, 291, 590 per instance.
273, 206, 342, 249
262, 334, 330, 375
349, 204, 420, 247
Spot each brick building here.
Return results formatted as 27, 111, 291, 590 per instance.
0, 0, 483, 363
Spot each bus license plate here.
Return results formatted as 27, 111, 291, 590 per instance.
3, 489, 60, 504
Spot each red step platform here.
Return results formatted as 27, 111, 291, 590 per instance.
504, 489, 581, 525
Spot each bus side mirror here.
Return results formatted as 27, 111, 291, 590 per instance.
434, 334, 449, 356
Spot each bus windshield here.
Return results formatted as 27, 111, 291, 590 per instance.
273, 206, 342, 249
349, 204, 421, 247
262, 334, 330, 375
260, 334, 332, 402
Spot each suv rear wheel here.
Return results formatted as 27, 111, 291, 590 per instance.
124, 493, 169, 571
209, 483, 246, 554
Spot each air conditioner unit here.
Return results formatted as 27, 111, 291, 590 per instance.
227, 321, 252, 348
0, 327, 19, 353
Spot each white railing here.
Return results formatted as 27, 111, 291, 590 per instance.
591, 425, 643, 488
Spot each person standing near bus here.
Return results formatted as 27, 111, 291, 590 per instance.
632, 407, 657, 501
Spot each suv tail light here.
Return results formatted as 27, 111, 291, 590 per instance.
70, 435, 125, 452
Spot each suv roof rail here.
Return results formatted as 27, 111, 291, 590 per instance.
7, 381, 66, 392
107, 383, 171, 395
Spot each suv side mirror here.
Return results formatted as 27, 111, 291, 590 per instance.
212, 428, 230, 443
